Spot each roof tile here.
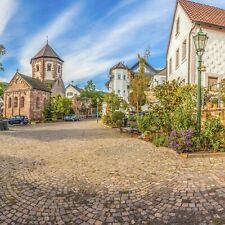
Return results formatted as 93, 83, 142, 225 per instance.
179, 0, 225, 27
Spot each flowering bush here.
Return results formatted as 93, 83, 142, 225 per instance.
169, 129, 195, 153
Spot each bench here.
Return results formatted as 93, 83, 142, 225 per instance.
120, 127, 140, 136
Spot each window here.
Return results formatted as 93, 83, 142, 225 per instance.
176, 17, 180, 36
118, 90, 121, 94
118, 74, 121, 80
47, 63, 52, 71
8, 98, 12, 108
67, 92, 74, 97
36, 97, 40, 109
123, 90, 126, 95
14, 97, 18, 108
208, 77, 218, 91
123, 74, 126, 80
36, 64, 39, 72
182, 40, 187, 61
58, 65, 61, 73
169, 58, 172, 75
20, 97, 25, 108
176, 49, 180, 68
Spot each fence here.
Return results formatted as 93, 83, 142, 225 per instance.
202, 81, 225, 125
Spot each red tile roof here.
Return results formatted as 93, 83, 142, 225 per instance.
178, 0, 225, 27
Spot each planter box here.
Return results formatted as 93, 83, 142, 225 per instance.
180, 152, 225, 158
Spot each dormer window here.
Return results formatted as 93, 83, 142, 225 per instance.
47, 63, 52, 71
58, 65, 61, 73
118, 74, 121, 80
176, 17, 180, 36
36, 64, 39, 72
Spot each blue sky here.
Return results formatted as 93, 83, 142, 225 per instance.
0, 0, 225, 90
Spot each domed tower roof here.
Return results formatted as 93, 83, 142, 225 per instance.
31, 42, 64, 63
109, 61, 130, 74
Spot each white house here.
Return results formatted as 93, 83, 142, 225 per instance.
106, 60, 158, 102
151, 68, 167, 88
167, 0, 225, 87
65, 84, 83, 99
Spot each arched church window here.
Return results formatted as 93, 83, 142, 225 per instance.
58, 65, 61, 73
14, 97, 18, 108
20, 96, 25, 108
8, 98, 12, 108
36, 64, 39, 72
47, 63, 52, 71
36, 97, 40, 109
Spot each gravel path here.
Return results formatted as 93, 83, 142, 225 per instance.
0, 120, 224, 225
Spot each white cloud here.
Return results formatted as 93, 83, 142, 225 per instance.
0, 0, 18, 36
63, 0, 171, 83
19, 2, 83, 74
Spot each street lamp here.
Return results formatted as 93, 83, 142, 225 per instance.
96, 97, 100, 123
193, 28, 208, 135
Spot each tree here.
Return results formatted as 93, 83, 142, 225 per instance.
129, 56, 150, 112
0, 82, 7, 97
84, 80, 96, 92
104, 92, 128, 113
0, 45, 6, 71
80, 80, 105, 108
51, 95, 72, 120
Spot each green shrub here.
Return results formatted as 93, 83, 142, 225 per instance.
128, 114, 137, 122
102, 114, 112, 125
152, 134, 168, 147
116, 120, 123, 128
200, 118, 224, 152
111, 111, 125, 124
137, 115, 151, 134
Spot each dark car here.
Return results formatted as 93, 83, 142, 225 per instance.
64, 114, 79, 121
8, 115, 29, 125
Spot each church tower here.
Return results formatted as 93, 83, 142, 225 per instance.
31, 41, 64, 81
30, 42, 65, 96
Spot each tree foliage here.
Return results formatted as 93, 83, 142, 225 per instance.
104, 92, 128, 113
0, 82, 7, 97
0, 45, 6, 71
80, 80, 105, 108
43, 96, 72, 121
129, 56, 150, 112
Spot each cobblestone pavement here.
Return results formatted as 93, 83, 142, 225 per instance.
0, 120, 225, 225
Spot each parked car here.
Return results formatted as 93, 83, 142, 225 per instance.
64, 114, 79, 121
8, 115, 29, 125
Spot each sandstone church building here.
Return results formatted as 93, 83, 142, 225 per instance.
3, 42, 65, 120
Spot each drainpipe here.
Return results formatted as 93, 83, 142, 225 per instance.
188, 24, 196, 84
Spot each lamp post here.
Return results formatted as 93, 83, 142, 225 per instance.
96, 97, 99, 123
193, 28, 208, 136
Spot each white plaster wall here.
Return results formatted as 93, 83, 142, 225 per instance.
153, 75, 166, 87
167, 3, 193, 83
65, 85, 81, 98
189, 27, 225, 86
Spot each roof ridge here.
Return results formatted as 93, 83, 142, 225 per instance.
183, 0, 225, 12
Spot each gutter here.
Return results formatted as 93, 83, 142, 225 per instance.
188, 23, 196, 84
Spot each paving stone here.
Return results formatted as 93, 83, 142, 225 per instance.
0, 121, 224, 224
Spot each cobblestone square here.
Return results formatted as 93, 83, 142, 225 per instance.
0, 120, 224, 225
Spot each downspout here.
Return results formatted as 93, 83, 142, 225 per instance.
188, 23, 196, 84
